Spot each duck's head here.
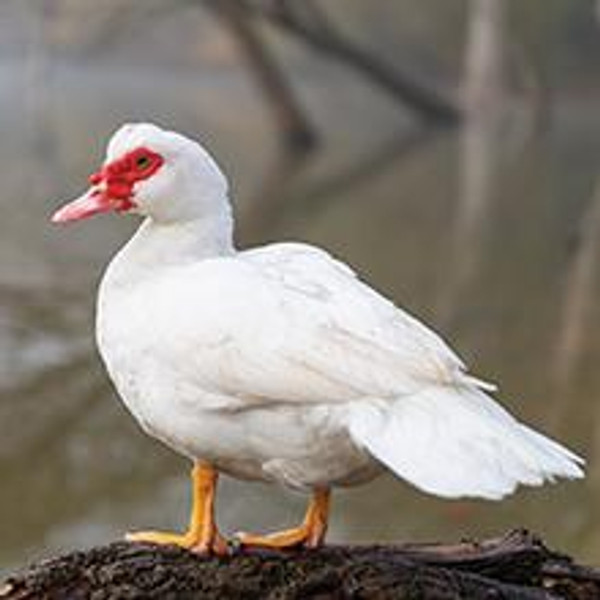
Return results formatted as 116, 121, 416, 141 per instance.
52, 123, 228, 225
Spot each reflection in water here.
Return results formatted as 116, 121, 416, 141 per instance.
439, 115, 501, 329
243, 124, 436, 243
1, 63, 600, 570
439, 0, 507, 328
552, 178, 600, 523
553, 180, 600, 396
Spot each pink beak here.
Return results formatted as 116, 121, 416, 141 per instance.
51, 189, 116, 224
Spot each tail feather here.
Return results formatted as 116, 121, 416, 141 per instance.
348, 385, 584, 500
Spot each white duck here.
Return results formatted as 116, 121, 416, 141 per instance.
52, 123, 584, 555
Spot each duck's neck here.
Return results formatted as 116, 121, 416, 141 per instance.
105, 208, 235, 288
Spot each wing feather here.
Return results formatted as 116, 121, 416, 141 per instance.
146, 243, 486, 407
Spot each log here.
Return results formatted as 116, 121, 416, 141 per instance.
2, 529, 599, 599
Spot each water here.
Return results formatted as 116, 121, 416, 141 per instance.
1, 57, 600, 572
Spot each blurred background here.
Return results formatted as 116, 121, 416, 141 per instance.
1, 0, 600, 572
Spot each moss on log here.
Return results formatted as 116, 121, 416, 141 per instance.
2, 529, 599, 599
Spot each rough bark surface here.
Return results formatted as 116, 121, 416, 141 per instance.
2, 530, 599, 599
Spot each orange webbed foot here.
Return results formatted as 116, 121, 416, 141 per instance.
236, 488, 330, 550
126, 528, 229, 556
126, 462, 228, 556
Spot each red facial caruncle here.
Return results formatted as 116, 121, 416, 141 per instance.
52, 146, 164, 223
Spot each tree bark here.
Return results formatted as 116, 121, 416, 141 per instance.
2, 529, 599, 599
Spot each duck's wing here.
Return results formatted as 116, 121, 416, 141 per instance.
176, 242, 492, 406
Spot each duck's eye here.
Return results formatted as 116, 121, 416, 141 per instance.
135, 155, 151, 169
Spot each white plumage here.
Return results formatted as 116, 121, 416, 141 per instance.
55, 123, 584, 548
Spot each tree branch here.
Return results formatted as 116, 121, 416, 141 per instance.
203, 0, 318, 156
244, 0, 461, 125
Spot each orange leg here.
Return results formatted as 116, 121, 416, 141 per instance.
127, 462, 227, 555
236, 488, 330, 549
